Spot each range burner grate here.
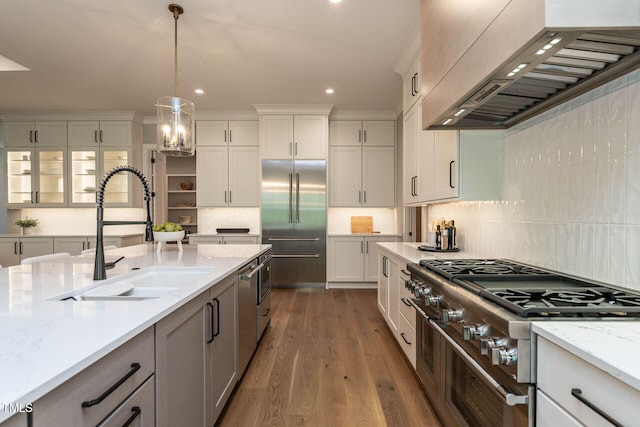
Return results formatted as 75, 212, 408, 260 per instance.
419, 259, 553, 279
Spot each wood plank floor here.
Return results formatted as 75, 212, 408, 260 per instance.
217, 288, 442, 427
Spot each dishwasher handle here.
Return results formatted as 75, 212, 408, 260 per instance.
240, 258, 269, 281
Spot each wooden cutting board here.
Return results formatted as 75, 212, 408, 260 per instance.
351, 216, 373, 234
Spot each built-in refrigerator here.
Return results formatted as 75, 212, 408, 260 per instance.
261, 160, 326, 287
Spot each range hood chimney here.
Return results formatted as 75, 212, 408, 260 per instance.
422, 0, 640, 130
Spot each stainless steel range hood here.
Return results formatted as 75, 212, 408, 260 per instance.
422, 0, 640, 130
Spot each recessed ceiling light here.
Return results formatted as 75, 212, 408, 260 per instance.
330, 0, 342, 3
325, 88, 335, 94
195, 89, 204, 95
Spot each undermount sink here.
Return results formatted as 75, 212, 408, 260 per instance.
51, 266, 215, 301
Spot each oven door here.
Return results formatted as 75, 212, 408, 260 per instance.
431, 319, 532, 427
258, 253, 271, 304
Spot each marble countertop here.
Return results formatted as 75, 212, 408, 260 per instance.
0, 243, 270, 422
533, 322, 640, 392
0, 233, 144, 238
376, 241, 480, 264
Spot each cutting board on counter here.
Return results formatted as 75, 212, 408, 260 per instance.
351, 216, 373, 234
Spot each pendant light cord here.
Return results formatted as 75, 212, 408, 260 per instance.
173, 7, 179, 97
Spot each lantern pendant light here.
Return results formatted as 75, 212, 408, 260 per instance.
156, 4, 195, 157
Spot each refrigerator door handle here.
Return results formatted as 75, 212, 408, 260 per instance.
288, 173, 293, 223
295, 173, 300, 223
267, 237, 320, 241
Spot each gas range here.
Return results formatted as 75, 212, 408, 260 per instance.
405, 258, 640, 427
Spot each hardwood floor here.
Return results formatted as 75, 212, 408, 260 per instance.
217, 288, 442, 427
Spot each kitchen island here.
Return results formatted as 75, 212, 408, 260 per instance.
0, 243, 270, 424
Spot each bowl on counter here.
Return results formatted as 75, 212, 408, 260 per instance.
153, 230, 186, 252
179, 182, 194, 190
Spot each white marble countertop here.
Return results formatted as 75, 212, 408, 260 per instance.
0, 232, 144, 238
376, 241, 480, 264
0, 243, 270, 422
188, 233, 260, 237
533, 322, 640, 392
328, 233, 402, 237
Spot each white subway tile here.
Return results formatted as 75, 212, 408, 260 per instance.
608, 225, 626, 285
625, 226, 640, 291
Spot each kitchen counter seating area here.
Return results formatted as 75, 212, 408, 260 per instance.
0, 243, 270, 425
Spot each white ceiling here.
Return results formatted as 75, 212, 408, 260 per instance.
0, 0, 419, 118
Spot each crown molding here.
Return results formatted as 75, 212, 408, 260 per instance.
329, 110, 399, 120
252, 104, 334, 114
0, 111, 142, 123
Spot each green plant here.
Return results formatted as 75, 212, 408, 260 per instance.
15, 217, 39, 228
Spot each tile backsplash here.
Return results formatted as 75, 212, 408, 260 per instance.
428, 69, 640, 291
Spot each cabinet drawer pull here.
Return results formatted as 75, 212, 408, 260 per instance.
571, 388, 622, 427
19, 242, 23, 255
359, 129, 362, 143
207, 302, 215, 343
29, 130, 34, 143
229, 129, 232, 142
34, 130, 39, 143
14, 242, 18, 255
99, 130, 103, 143
401, 298, 412, 307
122, 406, 141, 427
224, 129, 227, 142
400, 332, 412, 345
213, 298, 221, 338
94, 130, 98, 143
261, 308, 270, 317
449, 160, 455, 189
81, 362, 141, 407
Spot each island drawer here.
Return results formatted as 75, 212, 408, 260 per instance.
33, 327, 154, 426
97, 375, 155, 427
537, 336, 640, 427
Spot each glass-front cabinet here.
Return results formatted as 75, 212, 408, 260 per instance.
6, 148, 66, 207
69, 148, 131, 206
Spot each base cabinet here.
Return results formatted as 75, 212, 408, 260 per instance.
0, 237, 54, 267
32, 328, 154, 426
98, 376, 155, 427
189, 235, 259, 245
328, 236, 400, 283
155, 275, 238, 427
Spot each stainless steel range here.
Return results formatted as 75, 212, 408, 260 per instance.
406, 259, 640, 427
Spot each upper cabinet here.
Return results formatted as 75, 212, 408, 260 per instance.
402, 54, 421, 113
260, 114, 327, 159
3, 121, 67, 147
196, 120, 258, 147
3, 116, 142, 208
329, 120, 395, 147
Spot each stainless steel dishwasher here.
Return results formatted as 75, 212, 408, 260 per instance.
237, 257, 262, 377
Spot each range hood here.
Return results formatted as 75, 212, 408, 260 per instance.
422, 0, 640, 130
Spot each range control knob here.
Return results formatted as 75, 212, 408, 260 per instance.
491, 347, 518, 366
480, 337, 502, 356
442, 309, 464, 324
415, 285, 432, 298
463, 324, 489, 340
405, 279, 417, 290
425, 295, 442, 306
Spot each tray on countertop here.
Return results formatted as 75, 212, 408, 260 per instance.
216, 228, 250, 234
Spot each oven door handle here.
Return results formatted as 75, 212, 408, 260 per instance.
428, 319, 529, 407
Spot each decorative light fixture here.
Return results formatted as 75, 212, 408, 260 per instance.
156, 4, 195, 157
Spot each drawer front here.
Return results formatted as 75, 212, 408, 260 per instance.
537, 336, 640, 427
397, 312, 416, 368
98, 375, 155, 427
398, 285, 415, 329
34, 327, 154, 426
536, 390, 581, 427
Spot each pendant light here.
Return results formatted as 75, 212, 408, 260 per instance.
156, 3, 195, 157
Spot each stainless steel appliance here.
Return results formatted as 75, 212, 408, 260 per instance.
261, 160, 326, 287
406, 259, 640, 427
257, 251, 272, 340
237, 258, 265, 377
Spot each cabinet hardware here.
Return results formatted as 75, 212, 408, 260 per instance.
383, 256, 388, 277
363, 130, 367, 143
449, 160, 455, 189
365, 241, 369, 253
261, 308, 270, 317
14, 242, 18, 255
359, 129, 362, 143
295, 142, 298, 156
94, 130, 99, 143
19, 242, 23, 255
229, 191, 232, 204
571, 388, 622, 427
213, 298, 221, 338
358, 190, 362, 204
400, 332, 412, 345
289, 142, 292, 155
229, 130, 232, 142
224, 129, 227, 142
29, 130, 34, 143
35, 191, 40, 204
224, 191, 227, 204
363, 190, 367, 204
207, 302, 215, 343
360, 241, 364, 254
34, 131, 39, 143
122, 406, 142, 427
99, 130, 103, 143
401, 298, 412, 307
81, 362, 141, 407
412, 72, 418, 96
401, 269, 410, 276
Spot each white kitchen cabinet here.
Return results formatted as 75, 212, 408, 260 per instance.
6, 147, 67, 207
379, 254, 399, 335
164, 154, 197, 234
402, 54, 421, 112
536, 390, 582, 427
52, 235, 141, 256
397, 309, 417, 368
0, 237, 54, 267
67, 121, 134, 147
0, 413, 27, 427
156, 291, 209, 427
329, 120, 395, 147
32, 327, 154, 427
329, 146, 395, 207
97, 376, 155, 427
207, 274, 238, 424
536, 335, 640, 427
2, 121, 67, 147
196, 120, 258, 147
189, 235, 259, 245
260, 114, 327, 159
196, 146, 260, 207
328, 236, 400, 283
